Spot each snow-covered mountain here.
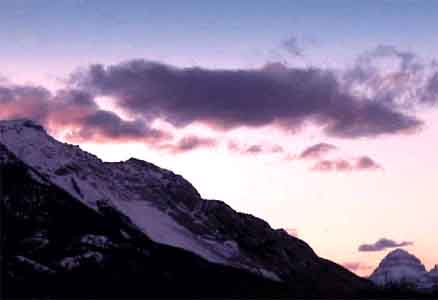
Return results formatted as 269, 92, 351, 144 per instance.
370, 248, 438, 291
1, 119, 373, 298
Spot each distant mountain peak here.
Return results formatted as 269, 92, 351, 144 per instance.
388, 248, 410, 255
384, 248, 422, 264
370, 248, 438, 290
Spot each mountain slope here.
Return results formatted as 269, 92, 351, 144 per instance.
1, 119, 374, 298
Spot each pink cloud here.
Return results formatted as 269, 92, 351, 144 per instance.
299, 143, 337, 159
342, 261, 373, 274
157, 135, 217, 154
311, 156, 382, 172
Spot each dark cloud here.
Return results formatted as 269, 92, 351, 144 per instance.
281, 36, 303, 57
0, 83, 169, 144
356, 156, 381, 170
299, 143, 337, 159
72, 59, 421, 138
0, 84, 51, 122
158, 135, 217, 154
311, 156, 381, 172
66, 110, 168, 143
358, 238, 413, 252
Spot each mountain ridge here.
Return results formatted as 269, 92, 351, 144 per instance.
1, 119, 374, 298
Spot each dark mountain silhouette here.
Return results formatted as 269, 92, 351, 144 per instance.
1, 119, 376, 298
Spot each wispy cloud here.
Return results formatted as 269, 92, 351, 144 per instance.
227, 141, 285, 156
358, 238, 413, 252
356, 156, 381, 170
281, 36, 304, 57
343, 44, 438, 107
311, 156, 381, 172
157, 135, 217, 154
299, 143, 337, 159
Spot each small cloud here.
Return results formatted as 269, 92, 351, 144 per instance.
158, 135, 217, 154
245, 144, 263, 154
355, 156, 382, 170
358, 238, 413, 252
334, 159, 353, 171
228, 141, 285, 156
271, 144, 284, 153
281, 36, 303, 57
227, 141, 240, 152
342, 261, 373, 273
299, 143, 337, 159
311, 156, 382, 172
311, 159, 352, 172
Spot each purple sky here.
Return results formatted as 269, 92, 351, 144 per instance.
1, 0, 438, 275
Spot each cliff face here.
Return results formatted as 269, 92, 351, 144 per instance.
1, 119, 373, 298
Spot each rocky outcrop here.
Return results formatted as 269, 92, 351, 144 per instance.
1, 119, 374, 298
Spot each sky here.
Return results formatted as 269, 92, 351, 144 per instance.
1, 0, 438, 276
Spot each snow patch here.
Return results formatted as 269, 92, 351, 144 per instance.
15, 256, 55, 274
80, 234, 113, 249
59, 251, 104, 271
113, 200, 229, 264
0, 119, 282, 282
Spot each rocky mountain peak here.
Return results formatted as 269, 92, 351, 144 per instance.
381, 248, 425, 270
370, 248, 437, 290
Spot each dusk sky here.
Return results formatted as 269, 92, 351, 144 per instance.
1, 0, 438, 276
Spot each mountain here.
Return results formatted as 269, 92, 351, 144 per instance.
1, 119, 374, 298
429, 265, 438, 285
370, 249, 438, 291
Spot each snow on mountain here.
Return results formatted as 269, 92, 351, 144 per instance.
0, 119, 277, 279
370, 248, 438, 290
1, 119, 377, 298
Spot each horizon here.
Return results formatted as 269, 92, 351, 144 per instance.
1, 0, 438, 278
